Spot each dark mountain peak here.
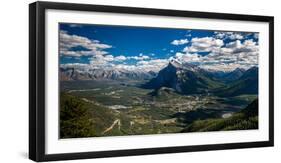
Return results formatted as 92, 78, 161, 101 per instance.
168, 59, 199, 72
143, 60, 223, 94
240, 66, 258, 80
216, 66, 258, 97
168, 59, 182, 69
247, 66, 258, 72
221, 67, 246, 81
233, 67, 246, 73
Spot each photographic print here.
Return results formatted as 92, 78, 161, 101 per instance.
29, 2, 273, 161
59, 23, 259, 139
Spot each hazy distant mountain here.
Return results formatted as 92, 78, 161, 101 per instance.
142, 59, 224, 94
60, 67, 157, 81
223, 68, 246, 81
216, 66, 258, 96
203, 67, 246, 82
60, 68, 91, 81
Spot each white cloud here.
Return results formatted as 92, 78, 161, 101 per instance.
60, 30, 112, 57
60, 63, 89, 71
171, 39, 189, 45
89, 55, 110, 67
183, 37, 224, 53
200, 39, 258, 71
115, 55, 127, 61
89, 54, 129, 68
63, 57, 169, 73
103, 55, 114, 62
174, 37, 258, 72
215, 32, 225, 39
128, 55, 150, 60
215, 31, 244, 40
225, 39, 258, 54
68, 24, 83, 28
136, 59, 169, 72
175, 52, 201, 62
68, 49, 167, 72
60, 29, 258, 73
229, 33, 244, 40
254, 33, 259, 39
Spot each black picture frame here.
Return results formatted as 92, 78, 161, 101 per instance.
29, 1, 274, 162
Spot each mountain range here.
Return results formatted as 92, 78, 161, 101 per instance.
215, 66, 258, 96
60, 67, 157, 81
142, 59, 258, 96
60, 60, 258, 97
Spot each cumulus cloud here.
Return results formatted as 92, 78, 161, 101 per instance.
115, 55, 127, 61
89, 55, 113, 67
214, 31, 244, 40
136, 59, 169, 72
203, 39, 258, 71
183, 37, 224, 53
225, 39, 258, 54
171, 39, 189, 45
175, 52, 201, 62
60, 63, 89, 71
108, 59, 169, 73
62, 57, 169, 73
253, 33, 259, 39
114, 60, 169, 72
60, 29, 258, 73
59, 30, 112, 57
174, 38, 258, 71
127, 55, 150, 60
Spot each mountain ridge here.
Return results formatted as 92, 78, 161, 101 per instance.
60, 67, 157, 81
143, 60, 258, 96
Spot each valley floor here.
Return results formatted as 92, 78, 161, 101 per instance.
59, 80, 258, 138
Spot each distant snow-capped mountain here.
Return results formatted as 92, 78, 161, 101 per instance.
60, 67, 157, 81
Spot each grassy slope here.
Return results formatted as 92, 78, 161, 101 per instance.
181, 99, 258, 132
60, 93, 117, 138
60, 92, 183, 138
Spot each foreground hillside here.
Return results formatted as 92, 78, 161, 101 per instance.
60, 92, 183, 138
181, 99, 258, 132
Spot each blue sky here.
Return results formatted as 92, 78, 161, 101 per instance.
59, 23, 259, 72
